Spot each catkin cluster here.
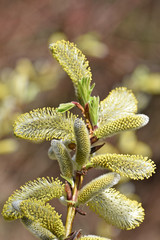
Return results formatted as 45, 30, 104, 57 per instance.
2, 40, 156, 240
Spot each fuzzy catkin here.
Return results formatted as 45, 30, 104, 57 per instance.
2, 177, 64, 220
49, 40, 92, 99
90, 153, 156, 180
77, 172, 120, 204
95, 114, 149, 139
21, 217, 56, 240
51, 140, 73, 178
87, 188, 144, 230
14, 107, 77, 142
20, 200, 65, 239
74, 118, 90, 170
99, 87, 138, 121
80, 235, 111, 240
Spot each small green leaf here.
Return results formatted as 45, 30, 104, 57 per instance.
60, 175, 74, 188
77, 77, 95, 106
88, 96, 99, 126
57, 102, 75, 113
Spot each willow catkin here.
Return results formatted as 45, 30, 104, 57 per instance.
74, 118, 90, 170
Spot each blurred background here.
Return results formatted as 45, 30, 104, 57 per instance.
0, 0, 160, 240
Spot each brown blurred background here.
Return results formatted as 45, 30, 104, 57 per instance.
0, 0, 160, 240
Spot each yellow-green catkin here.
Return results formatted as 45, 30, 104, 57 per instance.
20, 199, 65, 239
2, 177, 64, 220
49, 40, 92, 98
99, 87, 138, 121
80, 235, 111, 240
90, 153, 156, 180
95, 114, 149, 139
51, 140, 73, 178
13, 107, 77, 142
77, 172, 120, 205
87, 188, 144, 230
2, 200, 23, 221
74, 118, 90, 170
21, 217, 56, 240
48, 145, 56, 160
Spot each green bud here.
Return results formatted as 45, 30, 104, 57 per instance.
77, 77, 95, 106
74, 118, 90, 170
88, 96, 99, 126
51, 140, 73, 178
57, 102, 75, 113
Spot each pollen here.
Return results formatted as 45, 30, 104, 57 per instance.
95, 114, 149, 139
87, 188, 145, 230
49, 40, 92, 98
90, 153, 156, 180
20, 199, 65, 239
1, 177, 65, 220
78, 172, 120, 205
13, 107, 77, 142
